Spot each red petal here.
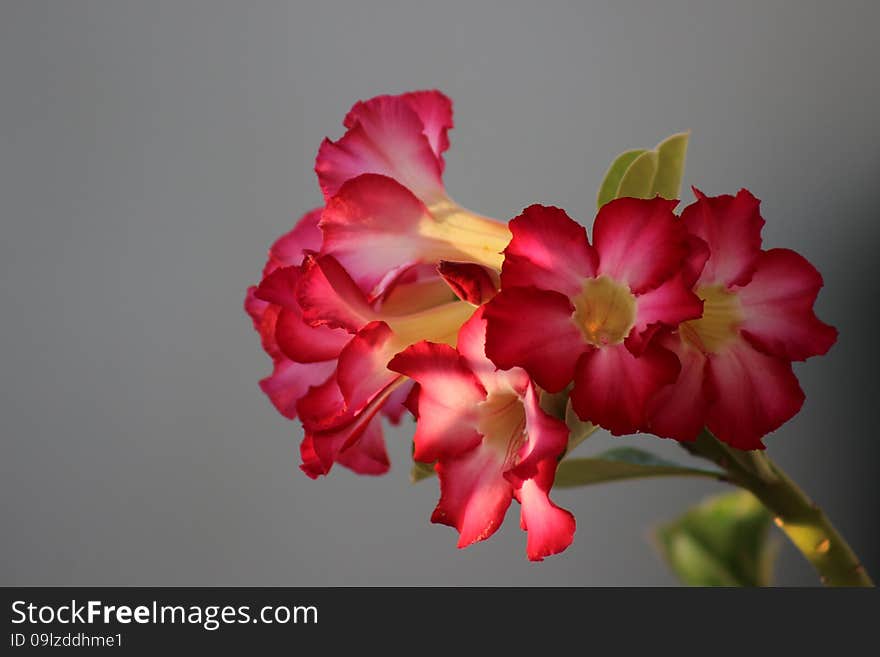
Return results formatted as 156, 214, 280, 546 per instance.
296, 254, 375, 332
514, 458, 576, 561
377, 264, 456, 315
255, 266, 350, 363
438, 261, 499, 305
431, 441, 513, 549
296, 373, 348, 432
681, 189, 764, 288
317, 95, 445, 205
508, 382, 570, 481
632, 273, 704, 342
646, 333, 711, 442
388, 341, 487, 462
380, 379, 415, 425
502, 204, 597, 297
319, 174, 434, 296
263, 208, 324, 276
737, 248, 837, 361
336, 321, 401, 413
593, 197, 686, 294
335, 418, 390, 476
299, 434, 325, 479
305, 381, 400, 475
705, 339, 804, 449
484, 287, 587, 392
399, 90, 454, 168
570, 341, 680, 435
259, 358, 335, 420
245, 286, 281, 359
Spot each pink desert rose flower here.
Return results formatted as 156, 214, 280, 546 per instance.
293, 254, 492, 476
315, 91, 510, 298
483, 199, 704, 436
247, 90, 511, 478
245, 209, 392, 476
389, 309, 575, 561
647, 189, 837, 449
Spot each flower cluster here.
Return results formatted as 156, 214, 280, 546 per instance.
246, 90, 836, 560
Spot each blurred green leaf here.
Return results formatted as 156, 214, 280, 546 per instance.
597, 149, 646, 208
655, 489, 778, 587
597, 131, 690, 208
652, 131, 690, 200
554, 447, 721, 488
615, 150, 658, 200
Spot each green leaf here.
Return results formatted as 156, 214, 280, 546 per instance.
554, 447, 721, 488
652, 131, 690, 200
655, 489, 779, 587
615, 150, 658, 200
596, 131, 691, 208
410, 460, 435, 483
596, 149, 646, 208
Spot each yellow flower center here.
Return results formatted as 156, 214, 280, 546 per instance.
477, 390, 526, 462
572, 276, 637, 346
680, 285, 742, 353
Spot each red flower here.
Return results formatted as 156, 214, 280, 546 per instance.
245, 209, 393, 477
293, 254, 484, 476
389, 310, 575, 561
315, 91, 510, 298
483, 200, 703, 435
247, 90, 510, 478
647, 189, 837, 449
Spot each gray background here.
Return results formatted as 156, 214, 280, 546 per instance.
2, 0, 877, 586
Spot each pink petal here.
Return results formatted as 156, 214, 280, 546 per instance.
319, 174, 434, 296
296, 254, 375, 332
438, 261, 499, 305
380, 379, 415, 425
705, 338, 804, 450
255, 265, 350, 363
508, 382, 570, 481
484, 287, 587, 392
335, 418, 391, 476
299, 434, 325, 479
336, 321, 402, 414
514, 458, 576, 561
263, 208, 324, 276
570, 341, 681, 435
632, 273, 704, 346
387, 341, 487, 462
304, 381, 400, 476
737, 248, 837, 361
681, 189, 764, 288
244, 286, 281, 359
431, 441, 513, 549
502, 204, 597, 297
377, 264, 456, 315
646, 333, 711, 442
259, 358, 336, 420
593, 197, 686, 294
296, 373, 348, 432
399, 90, 454, 167
275, 305, 350, 364
317, 95, 445, 205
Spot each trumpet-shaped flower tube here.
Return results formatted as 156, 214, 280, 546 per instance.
483, 200, 703, 435
315, 91, 510, 298
647, 189, 837, 449
389, 310, 575, 561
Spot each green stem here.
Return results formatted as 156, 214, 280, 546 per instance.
687, 430, 873, 587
